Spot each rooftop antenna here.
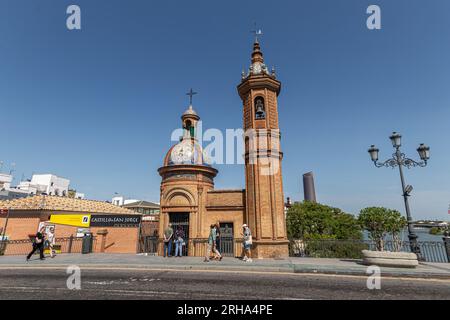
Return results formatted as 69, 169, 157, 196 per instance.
9, 162, 16, 175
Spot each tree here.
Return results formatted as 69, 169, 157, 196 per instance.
286, 201, 362, 240
358, 207, 407, 251
68, 189, 77, 198
385, 210, 408, 251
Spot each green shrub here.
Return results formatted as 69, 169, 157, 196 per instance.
304, 240, 369, 259
287, 201, 362, 240
358, 207, 407, 251
429, 227, 442, 235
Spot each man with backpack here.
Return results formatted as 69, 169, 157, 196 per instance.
26, 226, 46, 261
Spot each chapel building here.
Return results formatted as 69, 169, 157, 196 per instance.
158, 38, 289, 258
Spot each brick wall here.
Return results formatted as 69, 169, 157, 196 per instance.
0, 216, 40, 240
91, 227, 139, 254
206, 190, 245, 208
1, 212, 140, 254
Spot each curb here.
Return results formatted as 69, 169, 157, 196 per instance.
292, 265, 450, 280
0, 263, 294, 274
0, 263, 448, 280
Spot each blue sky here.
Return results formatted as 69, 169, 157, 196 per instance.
1, 0, 449, 220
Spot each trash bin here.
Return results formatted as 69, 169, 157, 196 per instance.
81, 233, 93, 254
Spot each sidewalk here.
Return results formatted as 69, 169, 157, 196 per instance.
0, 254, 449, 280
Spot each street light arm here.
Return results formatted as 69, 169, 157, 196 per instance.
401, 157, 427, 168
372, 155, 399, 168
373, 152, 427, 169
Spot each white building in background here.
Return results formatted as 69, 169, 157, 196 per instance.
0, 169, 85, 200
0, 173, 32, 200
0, 173, 13, 190
17, 174, 70, 196
74, 192, 85, 199
112, 196, 140, 207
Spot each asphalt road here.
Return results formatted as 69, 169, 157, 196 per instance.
0, 267, 448, 300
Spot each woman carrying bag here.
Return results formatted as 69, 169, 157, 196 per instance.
242, 224, 253, 262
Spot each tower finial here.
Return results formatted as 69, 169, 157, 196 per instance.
186, 88, 198, 106
250, 23, 263, 43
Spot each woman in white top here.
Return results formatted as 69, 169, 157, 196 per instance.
242, 224, 253, 262
46, 227, 56, 258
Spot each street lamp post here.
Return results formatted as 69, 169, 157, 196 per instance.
368, 132, 430, 260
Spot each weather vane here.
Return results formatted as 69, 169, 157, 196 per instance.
251, 23, 263, 42
186, 88, 198, 105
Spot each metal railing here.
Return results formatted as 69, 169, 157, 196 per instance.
4, 236, 445, 263
139, 237, 245, 257
289, 239, 450, 263
0, 236, 97, 256
139, 236, 159, 254
219, 236, 235, 257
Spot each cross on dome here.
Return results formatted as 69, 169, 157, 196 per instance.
186, 88, 197, 106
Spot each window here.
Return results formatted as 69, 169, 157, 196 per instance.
254, 97, 266, 120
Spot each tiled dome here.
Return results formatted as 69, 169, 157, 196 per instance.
163, 138, 211, 167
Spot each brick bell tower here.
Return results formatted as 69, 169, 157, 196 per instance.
237, 36, 289, 258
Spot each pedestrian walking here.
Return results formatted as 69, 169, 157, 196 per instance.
215, 222, 221, 255
26, 227, 46, 261
204, 224, 222, 262
45, 226, 56, 258
242, 224, 253, 262
174, 226, 185, 257
163, 223, 174, 257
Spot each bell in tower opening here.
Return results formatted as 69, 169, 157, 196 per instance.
184, 120, 195, 138
255, 97, 266, 120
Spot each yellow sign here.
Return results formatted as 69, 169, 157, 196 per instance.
49, 214, 91, 227
44, 248, 62, 254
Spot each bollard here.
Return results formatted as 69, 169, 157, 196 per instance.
68, 235, 73, 254
0, 240, 6, 256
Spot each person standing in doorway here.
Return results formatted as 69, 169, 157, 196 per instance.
163, 223, 174, 257
26, 226, 46, 261
174, 226, 185, 257
242, 224, 253, 262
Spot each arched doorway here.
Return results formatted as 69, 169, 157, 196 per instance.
169, 212, 190, 256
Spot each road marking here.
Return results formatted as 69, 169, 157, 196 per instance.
0, 286, 306, 300
0, 265, 448, 283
